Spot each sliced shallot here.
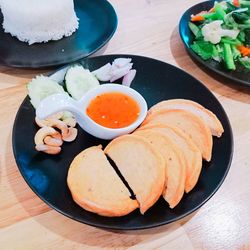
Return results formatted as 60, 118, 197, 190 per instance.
122, 69, 137, 87
90, 58, 135, 85
92, 63, 112, 82
110, 63, 133, 82
113, 58, 132, 68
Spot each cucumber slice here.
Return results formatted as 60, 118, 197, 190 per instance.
27, 75, 66, 109
65, 65, 100, 100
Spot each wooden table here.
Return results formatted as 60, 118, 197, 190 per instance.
1, 1, 250, 249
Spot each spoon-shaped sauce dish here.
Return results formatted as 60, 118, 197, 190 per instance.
36, 84, 148, 140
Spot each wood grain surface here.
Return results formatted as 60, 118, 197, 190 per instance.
1, 0, 250, 249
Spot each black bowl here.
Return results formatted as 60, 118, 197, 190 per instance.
0, 0, 117, 68
12, 55, 233, 230
179, 0, 250, 87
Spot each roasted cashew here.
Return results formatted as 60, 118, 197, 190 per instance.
50, 112, 64, 120
63, 127, 78, 142
34, 126, 58, 145
35, 112, 64, 127
35, 117, 50, 127
46, 118, 69, 138
61, 117, 77, 128
35, 144, 61, 155
44, 132, 63, 147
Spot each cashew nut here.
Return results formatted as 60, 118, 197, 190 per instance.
34, 113, 77, 155
35, 117, 50, 127
50, 112, 64, 120
35, 144, 61, 155
63, 127, 78, 142
34, 126, 58, 145
61, 117, 77, 128
46, 118, 69, 138
44, 132, 63, 147
35, 112, 64, 127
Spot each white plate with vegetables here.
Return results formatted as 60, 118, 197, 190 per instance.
179, 0, 250, 87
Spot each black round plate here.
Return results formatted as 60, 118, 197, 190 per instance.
0, 0, 117, 68
12, 55, 233, 230
179, 0, 250, 87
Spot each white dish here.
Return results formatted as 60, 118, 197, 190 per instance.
36, 84, 148, 140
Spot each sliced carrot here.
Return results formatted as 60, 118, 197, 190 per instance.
233, 0, 240, 7
191, 11, 207, 22
198, 11, 208, 15
191, 15, 205, 22
237, 45, 250, 56
208, 7, 215, 13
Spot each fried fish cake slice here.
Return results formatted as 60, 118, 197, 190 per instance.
148, 99, 224, 137
67, 145, 139, 217
104, 135, 165, 214
137, 123, 202, 193
133, 129, 186, 208
141, 109, 213, 161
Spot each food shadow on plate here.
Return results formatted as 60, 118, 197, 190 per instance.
170, 25, 250, 99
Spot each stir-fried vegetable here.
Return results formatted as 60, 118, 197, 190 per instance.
189, 0, 250, 70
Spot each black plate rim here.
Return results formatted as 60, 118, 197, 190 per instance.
12, 54, 234, 230
0, 0, 118, 69
179, 0, 250, 87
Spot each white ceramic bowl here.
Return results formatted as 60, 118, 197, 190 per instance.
36, 84, 148, 140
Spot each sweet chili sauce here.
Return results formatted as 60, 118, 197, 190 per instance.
86, 92, 140, 129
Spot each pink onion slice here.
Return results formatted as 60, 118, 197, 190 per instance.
113, 58, 132, 68
92, 63, 112, 81
91, 58, 135, 84
122, 69, 137, 87
110, 63, 133, 82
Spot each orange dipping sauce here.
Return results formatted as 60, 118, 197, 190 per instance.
86, 92, 140, 129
